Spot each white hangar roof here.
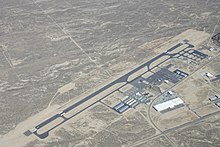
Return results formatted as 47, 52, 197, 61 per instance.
153, 98, 184, 112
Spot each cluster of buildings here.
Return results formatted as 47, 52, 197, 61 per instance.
113, 42, 214, 114
113, 88, 151, 113
209, 94, 220, 107
113, 65, 188, 114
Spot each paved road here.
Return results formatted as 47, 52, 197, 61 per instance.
147, 47, 220, 134
29, 42, 194, 139
133, 109, 220, 146
139, 47, 220, 146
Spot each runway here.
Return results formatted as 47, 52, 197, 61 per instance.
27, 41, 194, 139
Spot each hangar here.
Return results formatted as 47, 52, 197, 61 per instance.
153, 97, 184, 112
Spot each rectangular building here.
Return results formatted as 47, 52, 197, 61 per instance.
153, 97, 184, 112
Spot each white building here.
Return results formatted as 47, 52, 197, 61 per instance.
164, 80, 169, 84
153, 98, 184, 112
167, 91, 174, 95
205, 72, 214, 78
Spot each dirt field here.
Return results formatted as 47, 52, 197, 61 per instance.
153, 107, 198, 131
167, 112, 220, 147
101, 91, 124, 107
1, 24, 220, 147
138, 136, 173, 147
174, 72, 219, 115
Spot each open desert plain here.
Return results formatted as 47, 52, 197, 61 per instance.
0, 0, 220, 147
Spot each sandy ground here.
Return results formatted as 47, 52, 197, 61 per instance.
142, 71, 154, 79
159, 83, 173, 93
194, 103, 219, 117
63, 82, 126, 118
0, 104, 61, 147
174, 74, 217, 110
154, 107, 198, 131
0, 29, 214, 147
119, 84, 134, 93
167, 113, 220, 147
101, 91, 123, 107
149, 55, 170, 69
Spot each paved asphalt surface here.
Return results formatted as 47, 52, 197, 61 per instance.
29, 41, 194, 139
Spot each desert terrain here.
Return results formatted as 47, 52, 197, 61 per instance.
0, 0, 220, 147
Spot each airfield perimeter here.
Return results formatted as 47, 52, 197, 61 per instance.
2, 28, 220, 146
0, 0, 220, 147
